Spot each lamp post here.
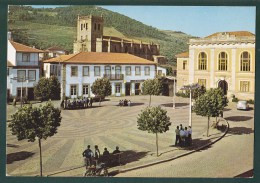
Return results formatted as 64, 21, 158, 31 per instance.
180, 83, 200, 128
172, 77, 176, 109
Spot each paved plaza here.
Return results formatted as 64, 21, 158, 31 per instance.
6, 96, 254, 177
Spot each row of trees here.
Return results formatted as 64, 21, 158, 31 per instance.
34, 77, 163, 106
137, 86, 228, 157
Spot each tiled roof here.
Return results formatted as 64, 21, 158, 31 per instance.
43, 52, 156, 65
10, 41, 44, 53
205, 31, 254, 38
176, 51, 189, 58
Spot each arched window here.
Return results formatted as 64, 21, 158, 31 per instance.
240, 51, 251, 71
198, 52, 207, 70
218, 52, 228, 71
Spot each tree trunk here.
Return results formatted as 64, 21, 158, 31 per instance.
207, 116, 210, 137
38, 138, 43, 177
156, 133, 159, 157
149, 95, 151, 107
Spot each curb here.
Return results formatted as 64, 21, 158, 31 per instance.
119, 118, 230, 173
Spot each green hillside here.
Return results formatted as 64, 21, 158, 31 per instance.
8, 5, 195, 64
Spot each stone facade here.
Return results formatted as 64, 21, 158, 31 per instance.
73, 15, 162, 62
176, 31, 255, 100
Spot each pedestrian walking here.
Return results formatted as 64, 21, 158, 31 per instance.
128, 100, 131, 107
175, 126, 180, 146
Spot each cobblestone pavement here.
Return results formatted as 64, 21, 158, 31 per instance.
116, 102, 254, 177
6, 96, 233, 177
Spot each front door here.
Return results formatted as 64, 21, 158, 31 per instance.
28, 88, 34, 100
115, 83, 121, 97
135, 83, 140, 95
125, 83, 131, 96
218, 80, 228, 95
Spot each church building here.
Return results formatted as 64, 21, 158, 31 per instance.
73, 15, 165, 64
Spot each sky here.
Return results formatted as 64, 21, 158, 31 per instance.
31, 5, 255, 37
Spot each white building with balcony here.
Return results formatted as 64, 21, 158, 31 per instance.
7, 40, 43, 100
43, 52, 157, 98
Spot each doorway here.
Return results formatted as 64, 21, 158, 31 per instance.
125, 83, 131, 96
135, 83, 140, 95
28, 88, 35, 100
218, 80, 228, 95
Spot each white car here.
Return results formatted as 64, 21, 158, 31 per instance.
237, 101, 249, 110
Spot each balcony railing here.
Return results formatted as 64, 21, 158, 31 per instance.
103, 74, 124, 80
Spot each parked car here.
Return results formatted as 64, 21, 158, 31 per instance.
237, 100, 249, 110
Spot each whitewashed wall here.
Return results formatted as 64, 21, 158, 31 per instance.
64, 64, 156, 97
16, 53, 39, 66
7, 41, 16, 66
8, 69, 40, 96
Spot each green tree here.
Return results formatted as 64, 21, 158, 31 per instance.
190, 85, 206, 100
91, 78, 112, 105
193, 88, 228, 137
137, 106, 171, 157
9, 102, 62, 176
49, 76, 61, 100
142, 78, 163, 106
34, 76, 61, 101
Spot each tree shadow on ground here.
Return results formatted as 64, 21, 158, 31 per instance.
225, 116, 253, 122
7, 144, 19, 148
161, 103, 189, 108
116, 103, 144, 107
223, 108, 232, 112
184, 138, 213, 151
118, 150, 149, 165
227, 127, 254, 135
7, 151, 34, 164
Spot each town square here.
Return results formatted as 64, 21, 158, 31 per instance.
5, 5, 255, 178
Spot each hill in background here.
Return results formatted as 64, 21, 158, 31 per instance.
8, 5, 196, 65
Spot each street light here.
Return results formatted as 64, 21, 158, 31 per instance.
172, 77, 176, 109
180, 83, 200, 128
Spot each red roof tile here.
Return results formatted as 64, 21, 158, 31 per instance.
43, 52, 156, 65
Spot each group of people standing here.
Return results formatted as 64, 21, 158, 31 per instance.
61, 97, 93, 110
119, 99, 131, 107
175, 124, 192, 147
82, 145, 121, 167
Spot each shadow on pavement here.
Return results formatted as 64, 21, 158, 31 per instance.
7, 151, 35, 164
223, 108, 232, 112
225, 116, 253, 122
161, 103, 189, 108
227, 127, 254, 135
7, 144, 19, 148
117, 103, 144, 107
119, 150, 149, 165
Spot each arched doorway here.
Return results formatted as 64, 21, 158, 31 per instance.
218, 80, 228, 95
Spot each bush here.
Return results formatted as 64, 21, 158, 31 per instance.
248, 99, 254, 104
232, 97, 239, 103
176, 91, 189, 98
